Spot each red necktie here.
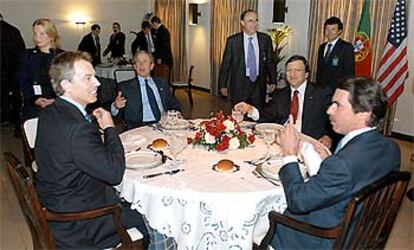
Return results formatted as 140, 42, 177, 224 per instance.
290, 90, 299, 124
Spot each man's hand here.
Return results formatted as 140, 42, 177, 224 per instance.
220, 88, 228, 97
114, 91, 126, 109
313, 141, 330, 160
93, 108, 115, 129
318, 135, 332, 149
234, 102, 253, 114
280, 114, 301, 156
267, 83, 277, 94
35, 97, 55, 108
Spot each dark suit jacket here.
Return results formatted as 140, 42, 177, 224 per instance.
218, 32, 277, 109
117, 77, 181, 130
18, 48, 64, 120
151, 25, 173, 66
103, 32, 126, 58
131, 31, 148, 56
35, 98, 128, 248
316, 38, 355, 90
259, 82, 332, 140
78, 32, 101, 66
273, 130, 400, 249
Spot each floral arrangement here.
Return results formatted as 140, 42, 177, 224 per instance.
189, 112, 255, 152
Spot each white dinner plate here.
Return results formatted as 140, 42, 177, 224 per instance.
160, 119, 190, 130
125, 152, 162, 169
254, 123, 284, 134
257, 156, 307, 180
300, 133, 331, 156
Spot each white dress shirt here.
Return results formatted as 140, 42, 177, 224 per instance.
243, 32, 259, 78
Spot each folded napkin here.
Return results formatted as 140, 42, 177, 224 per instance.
301, 142, 322, 176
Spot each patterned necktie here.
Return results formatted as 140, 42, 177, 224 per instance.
84, 113, 92, 123
145, 79, 161, 121
247, 37, 257, 82
290, 90, 299, 124
95, 36, 100, 56
324, 43, 332, 63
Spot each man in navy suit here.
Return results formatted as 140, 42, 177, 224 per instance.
235, 55, 333, 149
112, 50, 181, 130
316, 16, 355, 90
271, 77, 400, 249
150, 16, 173, 67
218, 9, 277, 110
131, 21, 155, 56
77, 24, 101, 66
103, 22, 125, 59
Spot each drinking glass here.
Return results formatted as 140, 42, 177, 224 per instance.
231, 109, 244, 123
167, 110, 180, 129
168, 132, 187, 168
263, 129, 276, 157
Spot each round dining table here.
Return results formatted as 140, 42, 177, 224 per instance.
116, 122, 288, 249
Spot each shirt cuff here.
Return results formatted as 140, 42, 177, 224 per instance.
247, 107, 260, 121
111, 102, 119, 116
283, 155, 298, 165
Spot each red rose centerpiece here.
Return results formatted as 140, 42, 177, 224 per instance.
191, 112, 255, 152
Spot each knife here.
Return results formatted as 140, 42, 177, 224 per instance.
143, 169, 185, 179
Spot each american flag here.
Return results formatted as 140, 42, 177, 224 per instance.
376, 0, 408, 106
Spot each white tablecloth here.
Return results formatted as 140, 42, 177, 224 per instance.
95, 64, 134, 80
116, 125, 287, 249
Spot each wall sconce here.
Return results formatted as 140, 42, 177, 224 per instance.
189, 3, 201, 25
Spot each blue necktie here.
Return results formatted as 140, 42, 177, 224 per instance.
145, 79, 161, 121
84, 113, 92, 123
324, 43, 332, 63
247, 37, 257, 82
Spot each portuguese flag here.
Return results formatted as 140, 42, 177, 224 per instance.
354, 0, 372, 77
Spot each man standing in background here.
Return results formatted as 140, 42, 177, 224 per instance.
78, 24, 102, 66
218, 9, 277, 110
103, 22, 125, 59
131, 21, 155, 56
316, 16, 354, 90
150, 16, 173, 67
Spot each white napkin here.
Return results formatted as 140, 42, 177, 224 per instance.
301, 142, 322, 176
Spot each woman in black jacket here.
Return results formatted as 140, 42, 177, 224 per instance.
19, 18, 64, 120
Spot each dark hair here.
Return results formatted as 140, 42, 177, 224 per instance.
285, 55, 310, 73
150, 16, 161, 24
240, 9, 257, 20
91, 24, 100, 31
49, 51, 92, 96
337, 77, 388, 127
324, 16, 343, 30
112, 22, 121, 28
141, 21, 151, 30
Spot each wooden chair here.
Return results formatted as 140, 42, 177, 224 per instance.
4, 152, 144, 250
258, 171, 411, 250
152, 64, 171, 83
170, 65, 195, 106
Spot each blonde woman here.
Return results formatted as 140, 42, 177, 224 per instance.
19, 18, 64, 120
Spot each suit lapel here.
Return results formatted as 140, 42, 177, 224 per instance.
235, 33, 246, 74
131, 78, 144, 121
302, 83, 315, 128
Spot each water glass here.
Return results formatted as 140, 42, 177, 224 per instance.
263, 129, 276, 157
231, 109, 244, 123
168, 132, 187, 168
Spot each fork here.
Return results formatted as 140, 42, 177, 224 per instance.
252, 170, 280, 186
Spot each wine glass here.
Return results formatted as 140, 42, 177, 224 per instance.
168, 132, 187, 168
231, 109, 244, 123
263, 129, 276, 158
167, 110, 180, 129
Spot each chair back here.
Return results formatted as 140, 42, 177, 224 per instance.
187, 65, 195, 87
153, 64, 171, 83
5, 152, 56, 249
22, 118, 38, 149
334, 171, 411, 249
114, 68, 136, 85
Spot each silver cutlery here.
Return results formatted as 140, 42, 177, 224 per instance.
143, 169, 185, 179
146, 144, 173, 162
252, 170, 280, 186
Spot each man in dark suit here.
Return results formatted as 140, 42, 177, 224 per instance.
112, 50, 181, 130
235, 55, 333, 148
35, 51, 176, 249
103, 22, 125, 59
272, 77, 400, 249
219, 9, 277, 110
0, 14, 25, 132
316, 16, 355, 90
150, 16, 173, 67
131, 21, 155, 56
77, 24, 101, 66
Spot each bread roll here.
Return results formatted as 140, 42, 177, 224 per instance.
152, 138, 168, 150
216, 159, 235, 173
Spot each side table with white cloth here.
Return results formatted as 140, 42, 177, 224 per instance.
116, 122, 327, 249
95, 64, 134, 106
